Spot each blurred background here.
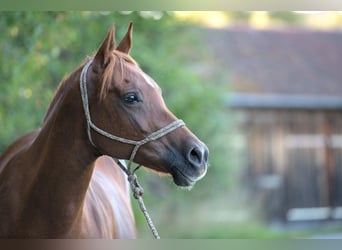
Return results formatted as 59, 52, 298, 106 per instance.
1, 11, 342, 238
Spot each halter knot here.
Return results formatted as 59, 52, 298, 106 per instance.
127, 174, 144, 199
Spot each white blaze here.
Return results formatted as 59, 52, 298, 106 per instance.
140, 69, 158, 88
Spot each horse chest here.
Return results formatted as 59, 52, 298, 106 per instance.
81, 168, 137, 239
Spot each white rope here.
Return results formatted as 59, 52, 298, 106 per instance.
79, 59, 185, 239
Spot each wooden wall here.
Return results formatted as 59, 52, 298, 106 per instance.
240, 109, 342, 222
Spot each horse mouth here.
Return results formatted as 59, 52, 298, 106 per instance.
171, 165, 207, 187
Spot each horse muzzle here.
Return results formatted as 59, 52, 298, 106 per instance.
171, 143, 209, 187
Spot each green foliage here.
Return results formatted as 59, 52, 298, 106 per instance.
0, 11, 237, 238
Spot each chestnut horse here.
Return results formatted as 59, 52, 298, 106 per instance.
0, 23, 208, 238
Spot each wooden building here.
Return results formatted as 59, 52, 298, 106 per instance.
205, 27, 342, 222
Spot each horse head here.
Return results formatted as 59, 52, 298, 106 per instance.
82, 23, 208, 187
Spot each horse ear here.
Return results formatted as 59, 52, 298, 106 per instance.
116, 22, 133, 54
93, 25, 116, 72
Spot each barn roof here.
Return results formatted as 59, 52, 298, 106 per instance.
205, 27, 342, 109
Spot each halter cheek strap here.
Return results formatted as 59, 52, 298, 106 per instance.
79, 59, 185, 239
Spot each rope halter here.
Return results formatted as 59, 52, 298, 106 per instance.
79, 59, 185, 239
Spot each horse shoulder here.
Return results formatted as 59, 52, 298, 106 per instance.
81, 156, 137, 238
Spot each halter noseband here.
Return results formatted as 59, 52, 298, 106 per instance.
79, 59, 185, 239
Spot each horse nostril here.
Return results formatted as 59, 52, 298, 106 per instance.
188, 145, 208, 168
203, 145, 209, 163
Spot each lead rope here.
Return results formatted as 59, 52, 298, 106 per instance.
80, 59, 185, 239
116, 161, 161, 239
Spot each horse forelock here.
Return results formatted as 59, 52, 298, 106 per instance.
99, 50, 138, 100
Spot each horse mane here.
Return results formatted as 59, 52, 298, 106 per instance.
43, 59, 89, 123
43, 51, 137, 123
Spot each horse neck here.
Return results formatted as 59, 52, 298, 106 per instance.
15, 74, 99, 236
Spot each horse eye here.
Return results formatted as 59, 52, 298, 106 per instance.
123, 93, 141, 105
